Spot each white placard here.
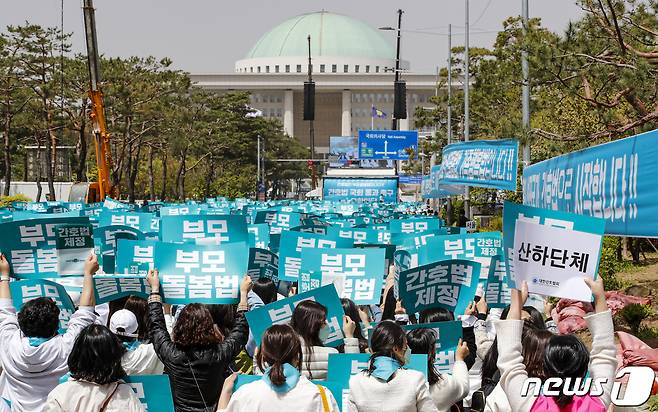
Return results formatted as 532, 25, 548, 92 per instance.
513, 220, 601, 301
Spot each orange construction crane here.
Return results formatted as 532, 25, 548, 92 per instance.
70, 0, 115, 202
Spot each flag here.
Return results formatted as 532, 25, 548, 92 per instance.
371, 106, 387, 118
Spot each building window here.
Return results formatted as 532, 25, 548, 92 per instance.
320, 64, 325, 73
277, 108, 282, 117
355, 65, 360, 73
276, 96, 282, 103
365, 65, 370, 73
296, 64, 302, 73
250, 67, 253, 73
275, 65, 279, 73
265, 66, 270, 73
285, 65, 290, 73
343, 64, 349, 73
375, 66, 380, 73
332, 64, 337, 73
257, 66, 261, 73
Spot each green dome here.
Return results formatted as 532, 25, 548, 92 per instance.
246, 11, 395, 60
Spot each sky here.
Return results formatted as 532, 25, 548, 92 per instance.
1, 0, 584, 74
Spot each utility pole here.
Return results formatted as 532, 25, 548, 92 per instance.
307, 35, 314, 160
257, 135, 261, 187
521, 0, 531, 166
392, 9, 403, 130
446, 23, 454, 225
463, 0, 471, 221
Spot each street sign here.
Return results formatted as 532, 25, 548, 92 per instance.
358, 130, 418, 160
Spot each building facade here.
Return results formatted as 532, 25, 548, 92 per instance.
191, 11, 440, 155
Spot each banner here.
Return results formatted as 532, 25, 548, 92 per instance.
245, 285, 345, 348
0, 216, 90, 278
124, 375, 175, 412
423, 165, 464, 199
436, 139, 519, 191
300, 248, 386, 305
10, 279, 75, 333
160, 215, 248, 245
503, 202, 605, 301
55, 223, 94, 275
277, 231, 352, 282
322, 178, 398, 204
398, 259, 480, 315
420, 232, 503, 280
522, 129, 658, 237
402, 321, 462, 375
329, 136, 359, 167
327, 353, 427, 408
357, 130, 418, 160
483, 255, 511, 308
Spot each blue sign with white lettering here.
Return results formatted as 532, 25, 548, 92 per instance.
522, 129, 658, 237
358, 130, 418, 160
323, 178, 398, 203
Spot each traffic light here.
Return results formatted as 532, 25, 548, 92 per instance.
394, 80, 407, 119
303, 81, 315, 121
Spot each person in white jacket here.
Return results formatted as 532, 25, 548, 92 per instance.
0, 253, 99, 412
406, 329, 470, 412
495, 278, 617, 412
44, 324, 144, 412
216, 324, 339, 412
109, 309, 164, 375
289, 300, 361, 380
348, 320, 439, 412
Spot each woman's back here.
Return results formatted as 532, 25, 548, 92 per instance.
219, 376, 338, 412
348, 368, 438, 412
44, 380, 144, 412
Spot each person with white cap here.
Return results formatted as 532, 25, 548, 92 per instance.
109, 309, 163, 375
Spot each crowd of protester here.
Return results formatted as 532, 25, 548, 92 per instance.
0, 252, 619, 412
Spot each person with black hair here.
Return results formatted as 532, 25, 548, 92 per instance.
109, 309, 163, 375
341, 298, 369, 353
216, 324, 339, 411
289, 300, 359, 380
0, 253, 100, 412
495, 279, 616, 411
348, 321, 439, 412
407, 329, 470, 412
44, 324, 144, 411
419, 305, 478, 370
251, 277, 277, 305
146, 269, 252, 412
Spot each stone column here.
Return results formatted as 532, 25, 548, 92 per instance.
283, 89, 294, 136
341, 89, 352, 136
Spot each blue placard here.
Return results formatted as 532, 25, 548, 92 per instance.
245, 285, 345, 348
483, 255, 511, 308
402, 321, 462, 375
322, 178, 398, 204
358, 130, 418, 160
0, 216, 90, 278
389, 217, 441, 234
247, 223, 270, 249
94, 225, 145, 274
254, 211, 303, 234
522, 129, 658, 237
124, 375, 175, 412
10, 279, 76, 333
98, 211, 156, 233
398, 259, 480, 315
436, 139, 519, 191
300, 247, 386, 305
160, 215, 248, 244
278, 231, 352, 282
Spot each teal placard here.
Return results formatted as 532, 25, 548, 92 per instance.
278, 231, 352, 282
123, 375, 175, 412
10, 279, 76, 333
398, 259, 481, 316
160, 215, 248, 245
246, 285, 345, 348
402, 321, 462, 375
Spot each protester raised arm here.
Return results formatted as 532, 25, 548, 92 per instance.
0, 254, 10, 300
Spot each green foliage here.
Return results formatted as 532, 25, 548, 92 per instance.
0, 194, 32, 207
478, 216, 502, 232
619, 304, 654, 334
637, 324, 658, 341
598, 237, 630, 290
649, 395, 658, 412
